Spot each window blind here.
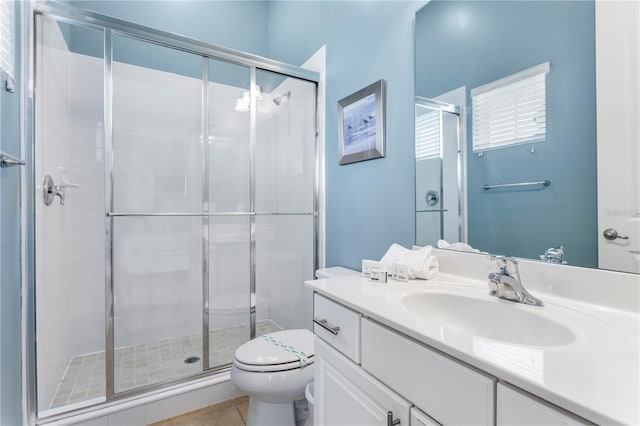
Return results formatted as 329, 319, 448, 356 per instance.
471, 62, 549, 152
415, 109, 441, 160
0, 0, 14, 80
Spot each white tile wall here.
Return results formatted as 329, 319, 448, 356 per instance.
35, 19, 106, 410
256, 216, 314, 332
208, 82, 250, 213
255, 78, 316, 214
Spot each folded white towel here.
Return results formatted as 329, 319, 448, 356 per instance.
380, 243, 439, 280
437, 239, 481, 253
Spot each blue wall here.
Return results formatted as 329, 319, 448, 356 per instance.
416, 0, 597, 267
70, 1, 270, 58
268, 1, 425, 270
0, 3, 23, 424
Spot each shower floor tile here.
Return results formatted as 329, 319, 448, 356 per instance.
50, 320, 281, 409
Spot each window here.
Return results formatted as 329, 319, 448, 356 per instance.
0, 0, 15, 80
471, 62, 549, 152
415, 107, 441, 160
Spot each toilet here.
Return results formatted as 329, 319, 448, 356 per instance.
231, 329, 315, 426
231, 267, 358, 426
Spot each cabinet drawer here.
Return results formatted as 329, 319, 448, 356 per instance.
497, 383, 589, 425
313, 293, 361, 363
362, 318, 496, 425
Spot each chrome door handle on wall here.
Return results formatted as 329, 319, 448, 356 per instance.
313, 318, 340, 335
43, 175, 64, 205
43, 174, 80, 206
0, 151, 26, 168
603, 228, 629, 240
43, 167, 81, 206
387, 411, 401, 426
425, 190, 439, 206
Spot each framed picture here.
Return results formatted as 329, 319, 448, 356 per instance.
338, 79, 386, 165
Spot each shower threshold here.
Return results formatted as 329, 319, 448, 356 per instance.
49, 319, 281, 409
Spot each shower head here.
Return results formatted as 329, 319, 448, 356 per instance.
273, 91, 291, 106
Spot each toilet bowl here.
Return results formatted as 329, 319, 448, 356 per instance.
231, 267, 358, 425
231, 329, 315, 426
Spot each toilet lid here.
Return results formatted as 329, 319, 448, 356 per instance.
234, 329, 315, 371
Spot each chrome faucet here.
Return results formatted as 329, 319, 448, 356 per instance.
540, 246, 566, 264
487, 255, 544, 307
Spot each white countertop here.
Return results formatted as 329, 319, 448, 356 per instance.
306, 273, 640, 425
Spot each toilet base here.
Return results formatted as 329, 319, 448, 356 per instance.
247, 397, 295, 426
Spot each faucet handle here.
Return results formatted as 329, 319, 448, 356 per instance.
487, 254, 519, 273
487, 254, 519, 264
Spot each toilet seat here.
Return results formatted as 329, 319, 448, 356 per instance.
233, 329, 315, 373
233, 358, 314, 372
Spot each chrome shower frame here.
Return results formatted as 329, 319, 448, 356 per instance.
414, 96, 465, 245
23, 1, 320, 422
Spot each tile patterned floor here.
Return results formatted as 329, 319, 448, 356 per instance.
50, 320, 281, 409
148, 396, 249, 426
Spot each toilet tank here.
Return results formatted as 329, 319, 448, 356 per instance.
315, 266, 359, 279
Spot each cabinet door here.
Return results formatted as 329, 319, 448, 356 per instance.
497, 383, 589, 425
314, 338, 411, 426
411, 407, 441, 426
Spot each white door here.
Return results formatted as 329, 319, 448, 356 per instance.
596, 0, 640, 273
314, 339, 411, 426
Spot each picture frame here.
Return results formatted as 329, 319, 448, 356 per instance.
338, 79, 386, 165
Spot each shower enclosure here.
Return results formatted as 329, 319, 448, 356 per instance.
415, 96, 464, 246
29, 3, 318, 418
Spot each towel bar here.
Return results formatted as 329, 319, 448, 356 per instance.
482, 180, 551, 191
0, 151, 26, 168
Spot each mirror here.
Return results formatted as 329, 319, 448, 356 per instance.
414, 0, 639, 273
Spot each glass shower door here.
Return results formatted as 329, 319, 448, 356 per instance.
110, 35, 204, 394
254, 70, 317, 332
206, 58, 252, 369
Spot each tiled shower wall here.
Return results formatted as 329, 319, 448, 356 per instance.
35, 20, 106, 409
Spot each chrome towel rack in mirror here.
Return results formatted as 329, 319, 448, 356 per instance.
0, 151, 26, 168
482, 179, 551, 191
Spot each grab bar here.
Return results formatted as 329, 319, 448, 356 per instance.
0, 151, 26, 168
482, 180, 550, 191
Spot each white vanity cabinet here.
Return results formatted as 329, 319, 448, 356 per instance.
497, 383, 588, 425
312, 293, 491, 425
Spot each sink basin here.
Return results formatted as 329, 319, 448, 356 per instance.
402, 292, 575, 347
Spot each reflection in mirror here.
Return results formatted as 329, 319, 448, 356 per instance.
415, 96, 463, 247
414, 0, 640, 273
